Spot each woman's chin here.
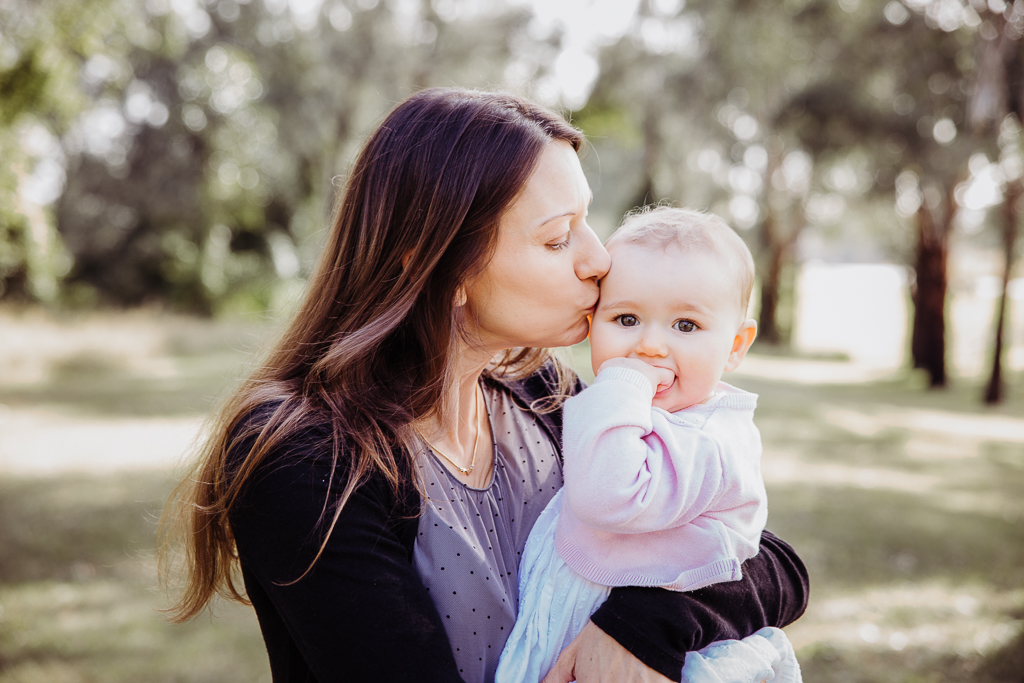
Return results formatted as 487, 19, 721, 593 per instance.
558, 321, 591, 348
503, 318, 590, 351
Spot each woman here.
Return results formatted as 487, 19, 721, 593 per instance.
161, 87, 808, 683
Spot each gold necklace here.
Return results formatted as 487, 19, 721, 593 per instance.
418, 386, 484, 475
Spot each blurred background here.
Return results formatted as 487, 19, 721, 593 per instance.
1, 0, 1022, 681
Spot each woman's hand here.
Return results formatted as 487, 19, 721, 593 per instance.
541, 621, 674, 683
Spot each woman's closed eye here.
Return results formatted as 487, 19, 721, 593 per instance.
547, 231, 571, 251
673, 319, 699, 333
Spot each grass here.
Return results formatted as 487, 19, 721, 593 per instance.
735, 369, 1024, 683
1, 307, 1022, 682
0, 473, 269, 683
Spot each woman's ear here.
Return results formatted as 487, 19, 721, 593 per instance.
401, 250, 413, 271
724, 319, 757, 372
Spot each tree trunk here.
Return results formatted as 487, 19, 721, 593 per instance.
0, 218, 31, 301
758, 195, 803, 347
984, 177, 1021, 404
758, 208, 783, 345
910, 187, 954, 387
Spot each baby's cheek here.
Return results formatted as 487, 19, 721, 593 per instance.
587, 324, 616, 373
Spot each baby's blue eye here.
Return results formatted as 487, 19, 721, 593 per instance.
674, 319, 697, 333
616, 314, 639, 327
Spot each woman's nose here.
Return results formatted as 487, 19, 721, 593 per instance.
574, 222, 611, 281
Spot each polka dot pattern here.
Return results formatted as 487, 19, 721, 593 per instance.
413, 384, 563, 683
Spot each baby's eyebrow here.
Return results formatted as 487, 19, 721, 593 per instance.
676, 300, 712, 316
596, 298, 642, 310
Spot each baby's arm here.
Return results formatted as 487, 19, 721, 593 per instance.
598, 357, 676, 394
561, 361, 726, 534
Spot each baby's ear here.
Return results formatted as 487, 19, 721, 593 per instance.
724, 319, 757, 372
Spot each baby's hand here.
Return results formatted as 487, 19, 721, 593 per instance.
598, 358, 675, 395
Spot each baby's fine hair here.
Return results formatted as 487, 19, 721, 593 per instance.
606, 206, 756, 317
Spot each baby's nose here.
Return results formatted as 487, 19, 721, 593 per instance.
635, 329, 668, 356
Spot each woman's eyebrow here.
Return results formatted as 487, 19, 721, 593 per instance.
535, 192, 593, 228
535, 210, 575, 228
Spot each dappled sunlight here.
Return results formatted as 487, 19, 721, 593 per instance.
903, 434, 979, 461
761, 400, 1024, 523
937, 488, 1022, 520
0, 310, 171, 386
763, 445, 942, 493
0, 408, 202, 475
735, 355, 902, 385
0, 308, 269, 387
898, 408, 1024, 443
789, 583, 1024, 662
824, 405, 1024, 444
0, 471, 269, 681
0, 576, 266, 683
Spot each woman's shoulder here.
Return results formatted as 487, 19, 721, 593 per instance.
226, 399, 334, 470
227, 399, 419, 529
484, 358, 585, 444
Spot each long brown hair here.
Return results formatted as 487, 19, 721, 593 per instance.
159, 88, 584, 622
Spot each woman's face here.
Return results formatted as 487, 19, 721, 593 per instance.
465, 141, 610, 352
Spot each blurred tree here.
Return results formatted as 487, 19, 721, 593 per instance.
581, 0, 1017, 384
579, 0, 833, 346
986, 165, 1021, 403
19, 0, 543, 311
775, 0, 984, 386
0, 46, 50, 302
57, 48, 214, 310
968, 6, 1024, 404
0, 0, 116, 301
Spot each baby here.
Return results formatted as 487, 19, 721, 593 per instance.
495, 207, 801, 683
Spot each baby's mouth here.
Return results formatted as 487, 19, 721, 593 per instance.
654, 377, 676, 397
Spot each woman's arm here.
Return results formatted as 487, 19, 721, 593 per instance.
587, 530, 810, 681
229, 431, 464, 682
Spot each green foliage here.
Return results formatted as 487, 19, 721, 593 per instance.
0, 0, 547, 310
0, 49, 49, 127
0, 0, 1017, 400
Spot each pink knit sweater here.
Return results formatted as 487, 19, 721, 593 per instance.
555, 367, 767, 591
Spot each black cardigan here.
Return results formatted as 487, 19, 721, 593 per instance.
228, 367, 809, 682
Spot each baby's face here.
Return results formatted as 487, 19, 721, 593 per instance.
589, 242, 749, 412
